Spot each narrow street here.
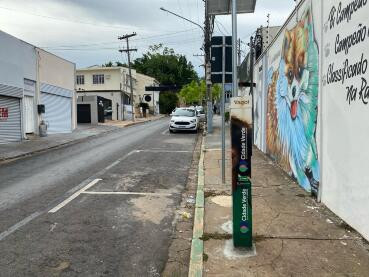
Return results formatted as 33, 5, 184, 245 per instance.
0, 118, 198, 276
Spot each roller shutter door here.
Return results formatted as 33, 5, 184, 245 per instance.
42, 92, 72, 134
0, 96, 22, 144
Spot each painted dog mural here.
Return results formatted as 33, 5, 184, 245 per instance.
266, 6, 320, 195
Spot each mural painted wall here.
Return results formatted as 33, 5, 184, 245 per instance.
253, 59, 263, 150
265, 0, 320, 195
250, 0, 369, 241
321, 0, 369, 241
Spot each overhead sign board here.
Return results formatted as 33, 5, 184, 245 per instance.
207, 0, 257, 15
211, 36, 232, 84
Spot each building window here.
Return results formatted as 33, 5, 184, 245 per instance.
93, 74, 104, 84
76, 75, 84, 85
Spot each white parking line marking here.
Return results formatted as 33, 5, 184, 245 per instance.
136, 150, 192, 153
48, 179, 102, 213
81, 191, 172, 196
0, 211, 42, 241
161, 129, 169, 135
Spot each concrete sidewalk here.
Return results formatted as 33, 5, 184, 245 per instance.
200, 116, 369, 276
0, 115, 165, 162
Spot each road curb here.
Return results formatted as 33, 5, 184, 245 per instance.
0, 116, 165, 163
188, 136, 205, 277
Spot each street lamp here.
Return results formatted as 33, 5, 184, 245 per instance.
159, 6, 214, 133
159, 7, 204, 31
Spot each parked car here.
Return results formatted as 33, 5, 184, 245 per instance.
169, 108, 199, 133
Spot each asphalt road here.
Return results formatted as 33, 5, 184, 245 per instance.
0, 118, 198, 277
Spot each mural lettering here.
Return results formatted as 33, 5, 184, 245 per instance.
335, 23, 367, 55
266, 3, 320, 195
346, 77, 369, 104
329, 0, 368, 30
327, 53, 368, 84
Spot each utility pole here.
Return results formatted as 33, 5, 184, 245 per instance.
204, 2, 213, 133
119, 33, 137, 122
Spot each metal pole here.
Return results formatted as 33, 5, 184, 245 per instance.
126, 38, 135, 122
221, 36, 226, 184
250, 36, 255, 145
232, 0, 238, 97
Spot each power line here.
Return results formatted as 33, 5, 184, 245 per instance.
41, 28, 200, 49
46, 37, 204, 51
0, 5, 141, 30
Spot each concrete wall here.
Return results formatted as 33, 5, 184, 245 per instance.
0, 31, 36, 89
320, 0, 369, 241
135, 73, 159, 113
77, 91, 124, 121
251, 0, 369, 241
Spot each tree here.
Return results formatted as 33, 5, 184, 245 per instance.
132, 44, 198, 113
179, 81, 221, 106
132, 44, 198, 86
102, 61, 128, 67
159, 92, 179, 114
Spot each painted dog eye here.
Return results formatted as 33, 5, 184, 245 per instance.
288, 70, 293, 80
299, 66, 304, 78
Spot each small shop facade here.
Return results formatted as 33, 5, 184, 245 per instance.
0, 31, 76, 143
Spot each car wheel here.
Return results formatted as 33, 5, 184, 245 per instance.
169, 129, 174, 133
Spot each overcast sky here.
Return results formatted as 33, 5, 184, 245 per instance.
0, 0, 295, 76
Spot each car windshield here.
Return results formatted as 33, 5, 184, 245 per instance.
172, 109, 195, 117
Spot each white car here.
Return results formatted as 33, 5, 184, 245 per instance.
169, 108, 199, 133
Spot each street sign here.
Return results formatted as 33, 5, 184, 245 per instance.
207, 0, 257, 15
0, 107, 8, 121
230, 95, 253, 248
211, 36, 232, 84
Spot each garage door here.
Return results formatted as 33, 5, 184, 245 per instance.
42, 92, 72, 134
0, 96, 22, 143
77, 104, 91, 123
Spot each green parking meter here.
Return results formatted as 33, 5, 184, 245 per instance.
230, 96, 253, 248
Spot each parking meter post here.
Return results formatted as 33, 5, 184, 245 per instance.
230, 96, 253, 248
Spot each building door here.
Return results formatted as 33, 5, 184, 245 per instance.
0, 96, 22, 143
42, 92, 72, 134
77, 104, 91, 123
24, 95, 35, 133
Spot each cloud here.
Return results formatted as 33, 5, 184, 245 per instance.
0, 0, 295, 76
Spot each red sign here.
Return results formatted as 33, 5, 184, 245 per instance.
0, 107, 9, 121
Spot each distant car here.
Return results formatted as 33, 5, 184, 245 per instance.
169, 108, 199, 133
104, 107, 112, 116
195, 106, 205, 122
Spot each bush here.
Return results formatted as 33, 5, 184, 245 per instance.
159, 92, 179, 114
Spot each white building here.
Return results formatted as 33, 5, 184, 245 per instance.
0, 30, 76, 144
76, 66, 136, 121
135, 73, 160, 115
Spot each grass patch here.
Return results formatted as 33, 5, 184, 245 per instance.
200, 232, 232, 241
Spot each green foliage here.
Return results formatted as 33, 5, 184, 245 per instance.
212, 84, 221, 101
132, 44, 198, 86
179, 80, 205, 105
102, 61, 127, 67
179, 81, 221, 106
159, 92, 179, 114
